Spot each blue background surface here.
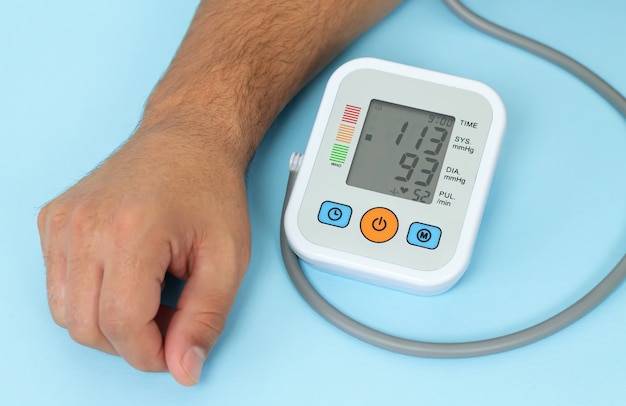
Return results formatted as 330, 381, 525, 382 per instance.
1, 1, 625, 404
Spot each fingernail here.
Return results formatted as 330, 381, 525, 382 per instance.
182, 346, 206, 384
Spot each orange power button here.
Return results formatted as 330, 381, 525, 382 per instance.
360, 207, 398, 243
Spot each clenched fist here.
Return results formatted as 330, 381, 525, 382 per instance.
38, 127, 251, 385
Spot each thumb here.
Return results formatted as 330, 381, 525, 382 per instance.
164, 253, 243, 386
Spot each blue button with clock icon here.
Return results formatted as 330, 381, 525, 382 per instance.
318, 201, 352, 228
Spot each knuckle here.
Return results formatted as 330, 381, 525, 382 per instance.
131, 356, 163, 373
49, 205, 71, 231
37, 205, 50, 232
67, 202, 98, 237
99, 302, 139, 340
39, 202, 70, 234
193, 309, 228, 344
99, 312, 126, 339
47, 289, 67, 328
50, 311, 66, 328
49, 308, 67, 329
109, 206, 143, 237
99, 317, 127, 340
66, 316, 101, 347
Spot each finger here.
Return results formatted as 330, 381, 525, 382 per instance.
164, 243, 247, 386
38, 205, 68, 328
99, 233, 171, 372
155, 304, 176, 337
64, 224, 116, 354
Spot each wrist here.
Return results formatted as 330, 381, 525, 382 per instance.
126, 119, 249, 182
137, 79, 258, 173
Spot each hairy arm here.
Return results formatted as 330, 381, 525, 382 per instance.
143, 0, 400, 159
38, 0, 401, 386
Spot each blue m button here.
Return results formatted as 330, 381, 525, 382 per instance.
407, 222, 442, 249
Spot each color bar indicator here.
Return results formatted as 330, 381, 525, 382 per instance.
335, 124, 355, 143
329, 144, 349, 164
341, 105, 361, 124
329, 104, 362, 165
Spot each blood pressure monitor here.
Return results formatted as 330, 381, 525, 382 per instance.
279, 3, 626, 357
284, 58, 506, 294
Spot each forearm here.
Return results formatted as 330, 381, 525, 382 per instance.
140, 0, 402, 170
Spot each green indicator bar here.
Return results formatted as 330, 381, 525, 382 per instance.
329, 144, 349, 164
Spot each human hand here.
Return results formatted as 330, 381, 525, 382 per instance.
37, 126, 251, 385
36, 0, 402, 386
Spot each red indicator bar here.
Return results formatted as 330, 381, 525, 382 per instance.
341, 104, 361, 124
